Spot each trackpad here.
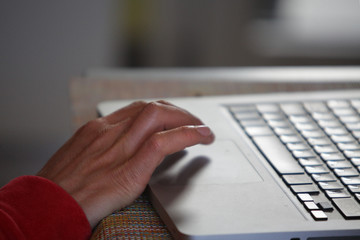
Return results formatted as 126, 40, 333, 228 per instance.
151, 140, 263, 185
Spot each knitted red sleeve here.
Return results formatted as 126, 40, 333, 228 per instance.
0, 176, 92, 240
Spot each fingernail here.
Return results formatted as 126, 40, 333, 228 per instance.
196, 125, 212, 136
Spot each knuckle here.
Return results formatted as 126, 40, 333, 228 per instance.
143, 101, 162, 117
131, 100, 147, 107
147, 133, 165, 155
178, 126, 198, 142
84, 118, 108, 133
180, 125, 194, 137
74, 118, 109, 139
156, 99, 171, 105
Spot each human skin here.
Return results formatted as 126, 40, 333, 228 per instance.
37, 100, 215, 227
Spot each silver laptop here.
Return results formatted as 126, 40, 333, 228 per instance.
98, 89, 360, 240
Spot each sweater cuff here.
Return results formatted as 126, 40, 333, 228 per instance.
0, 176, 91, 240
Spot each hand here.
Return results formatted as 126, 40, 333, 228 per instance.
37, 100, 215, 227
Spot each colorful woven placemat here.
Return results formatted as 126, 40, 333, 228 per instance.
91, 194, 172, 240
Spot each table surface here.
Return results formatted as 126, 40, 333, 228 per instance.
70, 67, 360, 239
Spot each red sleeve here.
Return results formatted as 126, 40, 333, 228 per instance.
0, 176, 92, 240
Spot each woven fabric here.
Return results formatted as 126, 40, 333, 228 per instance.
91, 194, 172, 240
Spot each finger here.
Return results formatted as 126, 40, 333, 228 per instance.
156, 100, 195, 115
104, 101, 147, 124
117, 125, 215, 187
114, 101, 205, 158
105, 100, 182, 125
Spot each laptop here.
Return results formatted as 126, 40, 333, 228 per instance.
98, 88, 360, 240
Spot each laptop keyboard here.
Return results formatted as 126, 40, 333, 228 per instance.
228, 99, 360, 221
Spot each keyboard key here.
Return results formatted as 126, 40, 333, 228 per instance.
240, 119, 266, 127
334, 168, 359, 177
324, 127, 349, 136
342, 177, 360, 185
280, 135, 303, 144
299, 158, 323, 167
289, 115, 312, 124
344, 150, 360, 158
320, 153, 345, 161
319, 181, 344, 190
304, 201, 319, 210
294, 123, 318, 131
312, 173, 337, 182
339, 115, 360, 124
305, 166, 330, 174
262, 113, 284, 121
332, 108, 356, 116
310, 210, 328, 221
256, 104, 280, 113
331, 134, 356, 143
312, 112, 334, 121
252, 136, 304, 175
267, 120, 289, 128
327, 100, 350, 109
280, 103, 307, 115
325, 189, 351, 198
291, 184, 320, 194
348, 185, 360, 193
244, 126, 274, 137
298, 193, 313, 202
307, 137, 332, 146
228, 105, 255, 113
351, 158, 360, 166
317, 120, 341, 128
286, 143, 309, 151
332, 198, 360, 219
304, 102, 329, 113
327, 161, 352, 169
292, 150, 317, 159
314, 145, 338, 154
274, 127, 296, 136
345, 122, 360, 131
283, 174, 313, 185
350, 99, 360, 109
352, 130, 360, 140
317, 202, 334, 212
234, 112, 260, 120
301, 130, 325, 139
337, 143, 360, 151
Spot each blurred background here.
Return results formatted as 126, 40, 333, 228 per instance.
1, 0, 360, 186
